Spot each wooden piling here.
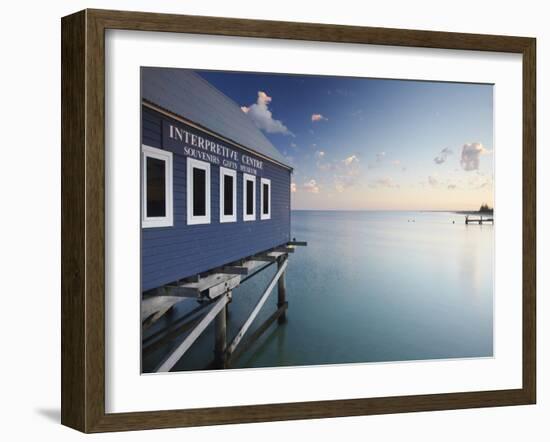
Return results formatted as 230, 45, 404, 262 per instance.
146, 241, 305, 372
154, 294, 229, 372
228, 302, 288, 366
277, 256, 287, 324
226, 259, 288, 356
214, 292, 229, 369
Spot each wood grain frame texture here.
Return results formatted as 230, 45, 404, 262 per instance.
61, 8, 537, 433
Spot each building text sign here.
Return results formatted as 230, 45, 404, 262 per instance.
163, 121, 263, 175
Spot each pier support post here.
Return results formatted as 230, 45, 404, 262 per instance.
214, 291, 229, 368
277, 256, 287, 324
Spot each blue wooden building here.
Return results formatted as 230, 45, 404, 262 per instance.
141, 68, 293, 292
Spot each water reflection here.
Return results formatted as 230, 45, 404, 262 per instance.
142, 210, 494, 372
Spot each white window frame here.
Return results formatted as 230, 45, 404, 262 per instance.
219, 167, 237, 223
242, 173, 256, 222
187, 158, 211, 225
141, 145, 173, 228
260, 177, 271, 220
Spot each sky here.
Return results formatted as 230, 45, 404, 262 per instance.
198, 70, 494, 211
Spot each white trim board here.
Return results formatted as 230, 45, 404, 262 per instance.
243, 173, 256, 222
186, 158, 211, 225
219, 166, 237, 223
260, 177, 271, 220
141, 144, 173, 228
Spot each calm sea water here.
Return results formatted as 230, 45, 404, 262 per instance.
142, 210, 494, 372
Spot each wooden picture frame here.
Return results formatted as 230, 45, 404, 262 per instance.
61, 8, 536, 433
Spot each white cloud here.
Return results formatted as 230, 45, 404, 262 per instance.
315, 151, 335, 172
241, 91, 292, 135
460, 142, 490, 171
468, 174, 493, 189
341, 155, 361, 180
334, 175, 358, 192
315, 152, 362, 177
343, 155, 359, 166
303, 179, 320, 193
290, 182, 297, 193
376, 152, 386, 163
448, 184, 457, 190
317, 162, 333, 172
434, 147, 453, 165
428, 176, 439, 187
311, 113, 328, 122
369, 177, 399, 189
290, 142, 298, 148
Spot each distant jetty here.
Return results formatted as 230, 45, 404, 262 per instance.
465, 214, 494, 224
456, 204, 494, 225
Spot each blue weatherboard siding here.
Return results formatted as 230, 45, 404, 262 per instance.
142, 106, 291, 291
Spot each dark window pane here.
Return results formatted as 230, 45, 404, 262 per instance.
193, 168, 206, 216
263, 183, 269, 215
246, 180, 254, 215
146, 157, 166, 217
223, 175, 234, 216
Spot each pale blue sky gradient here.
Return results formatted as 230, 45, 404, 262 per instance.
199, 70, 494, 211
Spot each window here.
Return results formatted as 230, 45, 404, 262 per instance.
261, 177, 271, 220
142, 145, 173, 228
187, 158, 211, 225
243, 173, 256, 221
220, 167, 237, 223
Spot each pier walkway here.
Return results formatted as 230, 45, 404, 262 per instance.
465, 215, 494, 225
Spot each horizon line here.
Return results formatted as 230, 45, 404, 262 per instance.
290, 208, 490, 212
